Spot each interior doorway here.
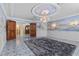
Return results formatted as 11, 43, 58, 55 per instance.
25, 23, 36, 38
25, 25, 30, 35
30, 23, 36, 37
6, 20, 16, 40
16, 24, 20, 37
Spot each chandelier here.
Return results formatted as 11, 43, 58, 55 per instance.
31, 4, 60, 23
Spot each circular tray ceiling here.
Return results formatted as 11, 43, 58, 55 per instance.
31, 4, 60, 17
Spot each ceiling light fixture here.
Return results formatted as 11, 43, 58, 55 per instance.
31, 4, 60, 23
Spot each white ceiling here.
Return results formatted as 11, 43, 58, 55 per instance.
3, 3, 79, 21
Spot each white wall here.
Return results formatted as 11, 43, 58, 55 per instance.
37, 28, 47, 38
47, 12, 79, 42
47, 31, 79, 42
0, 4, 6, 53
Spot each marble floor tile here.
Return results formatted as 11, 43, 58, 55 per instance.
0, 37, 35, 56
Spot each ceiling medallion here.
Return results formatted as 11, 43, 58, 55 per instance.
31, 4, 60, 23
32, 4, 60, 17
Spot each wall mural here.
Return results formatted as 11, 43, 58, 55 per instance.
48, 15, 79, 31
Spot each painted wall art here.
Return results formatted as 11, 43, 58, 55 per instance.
48, 15, 79, 31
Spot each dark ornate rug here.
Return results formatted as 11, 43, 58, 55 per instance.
24, 37, 76, 56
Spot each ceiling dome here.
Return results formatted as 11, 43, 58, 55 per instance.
31, 4, 60, 17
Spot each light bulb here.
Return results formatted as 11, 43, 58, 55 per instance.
40, 16, 47, 23
16, 24, 19, 28
51, 23, 57, 27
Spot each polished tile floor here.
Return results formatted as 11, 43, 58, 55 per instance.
0, 37, 35, 56
0, 36, 79, 56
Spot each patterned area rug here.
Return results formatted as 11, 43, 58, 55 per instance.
24, 37, 76, 56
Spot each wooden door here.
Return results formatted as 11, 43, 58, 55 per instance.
6, 20, 16, 40
30, 23, 36, 37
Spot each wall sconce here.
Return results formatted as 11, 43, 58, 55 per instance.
51, 23, 57, 30
26, 27, 28, 30
51, 23, 57, 27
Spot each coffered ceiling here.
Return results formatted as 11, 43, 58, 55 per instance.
2, 3, 79, 21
